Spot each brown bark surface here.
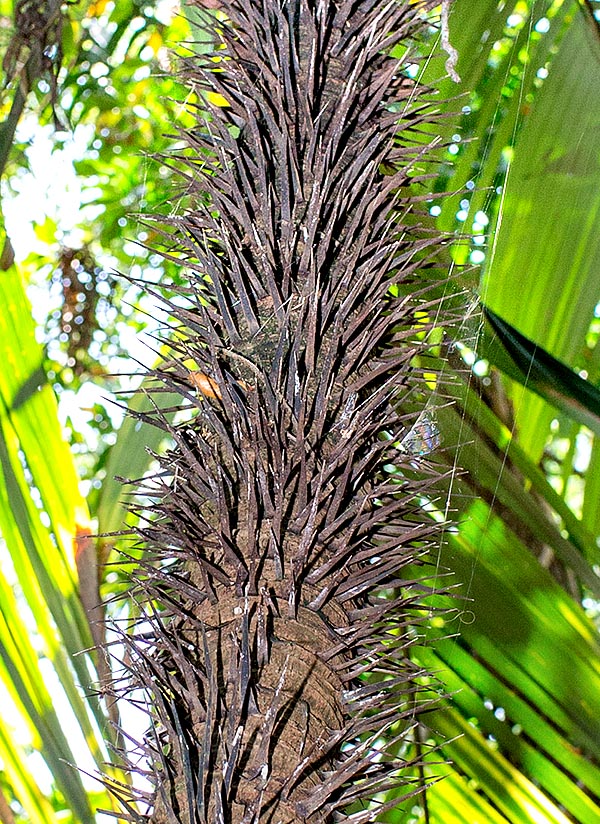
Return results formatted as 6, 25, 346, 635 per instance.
111, 1, 454, 821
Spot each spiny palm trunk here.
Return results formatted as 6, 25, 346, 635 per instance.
113, 1, 455, 821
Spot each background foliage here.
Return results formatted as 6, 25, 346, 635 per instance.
1, 0, 600, 822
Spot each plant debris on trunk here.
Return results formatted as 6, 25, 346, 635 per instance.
108, 1, 459, 822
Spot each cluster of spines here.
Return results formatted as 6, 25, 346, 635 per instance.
106, 1, 455, 822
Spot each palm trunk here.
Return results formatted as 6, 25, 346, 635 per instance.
112, 1, 456, 821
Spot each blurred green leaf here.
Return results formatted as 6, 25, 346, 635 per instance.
481, 304, 600, 435
96, 382, 179, 538
477, 5, 600, 457
0, 253, 116, 819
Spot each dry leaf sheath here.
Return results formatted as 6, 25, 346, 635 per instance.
110, 1, 458, 822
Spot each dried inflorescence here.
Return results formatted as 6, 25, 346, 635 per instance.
109, 1, 458, 822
